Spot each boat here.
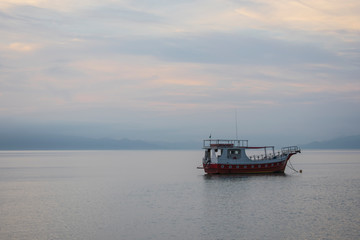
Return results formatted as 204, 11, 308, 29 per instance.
201, 139, 300, 174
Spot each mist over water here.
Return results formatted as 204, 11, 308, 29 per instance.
0, 150, 359, 239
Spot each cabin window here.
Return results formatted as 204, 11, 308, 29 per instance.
229, 150, 240, 155
228, 149, 241, 158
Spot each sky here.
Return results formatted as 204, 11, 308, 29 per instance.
0, 0, 360, 146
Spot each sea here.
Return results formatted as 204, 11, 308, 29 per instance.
0, 150, 359, 240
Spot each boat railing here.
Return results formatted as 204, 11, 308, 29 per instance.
249, 153, 277, 161
281, 146, 301, 154
203, 139, 248, 148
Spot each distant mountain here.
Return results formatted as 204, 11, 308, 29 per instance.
301, 135, 360, 149
0, 131, 199, 150
1, 129, 359, 150
0, 132, 157, 150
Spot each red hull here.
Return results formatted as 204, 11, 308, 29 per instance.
203, 154, 294, 174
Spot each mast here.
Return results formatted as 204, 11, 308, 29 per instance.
235, 109, 238, 140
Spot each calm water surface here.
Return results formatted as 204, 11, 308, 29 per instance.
0, 150, 359, 240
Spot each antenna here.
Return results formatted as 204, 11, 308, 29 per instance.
235, 109, 238, 140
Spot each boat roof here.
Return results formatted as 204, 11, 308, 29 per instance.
203, 139, 275, 150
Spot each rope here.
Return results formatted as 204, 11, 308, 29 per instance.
287, 159, 299, 173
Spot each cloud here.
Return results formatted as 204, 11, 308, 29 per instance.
91, 31, 340, 66
0, 0, 359, 143
152, 79, 208, 87
84, 4, 163, 23
232, 1, 360, 32
8, 42, 38, 52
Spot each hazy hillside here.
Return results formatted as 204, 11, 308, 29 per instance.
0, 129, 359, 150
0, 132, 159, 150
0, 131, 200, 150
301, 135, 360, 149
